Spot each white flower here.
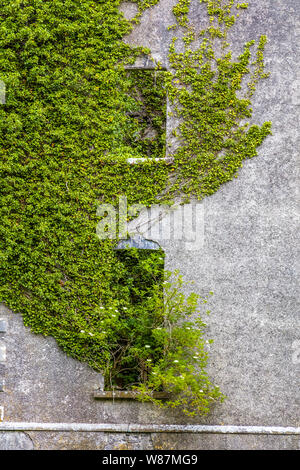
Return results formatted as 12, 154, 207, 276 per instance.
173, 360, 179, 363
80, 330, 85, 333
115, 310, 118, 313
99, 306, 104, 309
193, 356, 198, 359
111, 314, 116, 318
180, 375, 185, 379
123, 307, 128, 310
199, 390, 203, 393
145, 345, 151, 348
89, 333, 94, 336
156, 327, 162, 330
186, 327, 191, 330
146, 359, 152, 362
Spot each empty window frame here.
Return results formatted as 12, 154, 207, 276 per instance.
124, 68, 169, 163
109, 237, 165, 389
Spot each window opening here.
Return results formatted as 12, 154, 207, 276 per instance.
106, 236, 165, 390
124, 69, 168, 163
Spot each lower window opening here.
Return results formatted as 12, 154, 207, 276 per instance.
105, 237, 165, 392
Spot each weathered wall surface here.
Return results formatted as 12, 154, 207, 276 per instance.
0, 0, 299, 450
0, 430, 299, 451
123, 0, 300, 429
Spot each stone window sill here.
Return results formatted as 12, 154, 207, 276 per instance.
93, 390, 170, 400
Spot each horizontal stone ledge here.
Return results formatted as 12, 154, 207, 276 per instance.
127, 157, 174, 164
93, 390, 170, 400
0, 423, 299, 435
97, 157, 174, 165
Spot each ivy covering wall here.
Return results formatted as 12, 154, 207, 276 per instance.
0, 0, 271, 415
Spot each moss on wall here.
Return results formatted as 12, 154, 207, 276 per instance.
0, 0, 270, 415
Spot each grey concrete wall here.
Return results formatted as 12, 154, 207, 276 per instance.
124, 0, 300, 429
0, 0, 299, 450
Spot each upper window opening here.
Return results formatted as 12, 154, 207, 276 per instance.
124, 69, 167, 163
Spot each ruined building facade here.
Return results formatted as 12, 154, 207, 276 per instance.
0, 0, 299, 450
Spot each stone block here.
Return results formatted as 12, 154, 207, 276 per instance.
0, 320, 7, 333
0, 343, 6, 362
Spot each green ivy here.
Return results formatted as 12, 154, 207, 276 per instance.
134, 272, 224, 417
122, 69, 167, 159
0, 0, 270, 415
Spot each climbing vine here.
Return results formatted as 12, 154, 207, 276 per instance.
0, 0, 270, 415
163, 0, 271, 200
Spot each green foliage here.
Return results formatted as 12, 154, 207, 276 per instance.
164, 0, 272, 201
123, 70, 167, 159
134, 272, 225, 417
106, 248, 165, 389
0, 0, 270, 415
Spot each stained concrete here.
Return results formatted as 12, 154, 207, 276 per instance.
0, 430, 298, 450
0, 431, 34, 450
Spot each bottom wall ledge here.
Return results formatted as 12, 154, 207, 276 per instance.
0, 422, 299, 435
